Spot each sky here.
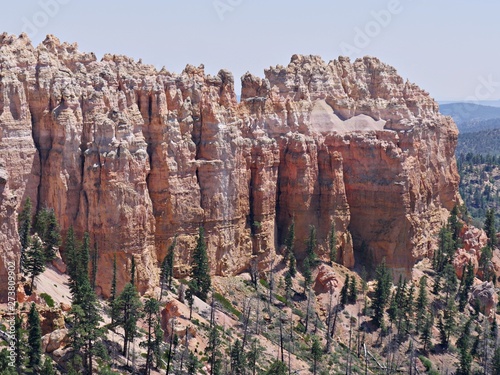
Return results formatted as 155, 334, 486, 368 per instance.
1, 0, 500, 101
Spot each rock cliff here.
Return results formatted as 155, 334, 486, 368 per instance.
0, 34, 460, 299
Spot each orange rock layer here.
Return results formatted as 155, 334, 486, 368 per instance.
0, 34, 460, 298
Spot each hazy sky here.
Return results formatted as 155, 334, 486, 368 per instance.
2, 1, 500, 101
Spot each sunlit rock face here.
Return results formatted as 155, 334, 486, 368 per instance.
0, 34, 459, 299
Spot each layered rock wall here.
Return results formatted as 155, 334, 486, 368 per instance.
0, 34, 460, 299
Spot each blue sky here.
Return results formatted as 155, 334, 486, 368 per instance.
2, 0, 500, 101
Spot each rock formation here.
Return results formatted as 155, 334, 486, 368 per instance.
0, 34, 460, 299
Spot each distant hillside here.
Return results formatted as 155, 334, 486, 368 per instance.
440, 102, 500, 133
457, 128, 500, 156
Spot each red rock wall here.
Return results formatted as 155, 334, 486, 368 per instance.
0, 34, 460, 299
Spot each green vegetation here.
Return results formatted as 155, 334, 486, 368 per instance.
213, 292, 242, 318
39, 292, 55, 308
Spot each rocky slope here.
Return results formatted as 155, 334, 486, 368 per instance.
0, 34, 460, 299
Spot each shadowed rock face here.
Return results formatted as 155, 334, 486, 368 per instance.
0, 34, 459, 299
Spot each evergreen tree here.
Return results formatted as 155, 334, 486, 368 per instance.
448, 205, 463, 250
18, 197, 33, 271
25, 236, 45, 294
289, 252, 296, 278
27, 303, 42, 372
493, 346, 500, 375
302, 258, 312, 295
433, 225, 454, 272
420, 312, 433, 352
191, 226, 211, 300
207, 325, 222, 375
311, 336, 322, 375
33, 207, 49, 240
43, 209, 60, 261
456, 319, 473, 375
186, 285, 194, 320
40, 356, 56, 375
0, 349, 17, 375
230, 339, 245, 375
284, 271, 293, 304
140, 298, 162, 375
340, 275, 349, 307
284, 220, 295, 262
69, 279, 104, 375
328, 219, 337, 264
109, 254, 118, 325
438, 298, 456, 348
115, 282, 143, 356
187, 351, 199, 375
442, 263, 458, 303
65, 226, 77, 281
485, 208, 497, 247
90, 242, 98, 290
372, 260, 391, 328
69, 233, 91, 303
14, 312, 24, 372
480, 245, 494, 281
161, 236, 176, 298
130, 256, 136, 286
348, 276, 357, 305
416, 276, 428, 333
265, 360, 288, 375
458, 261, 475, 312
305, 225, 317, 266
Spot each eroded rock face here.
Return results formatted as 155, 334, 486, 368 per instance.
0, 34, 460, 299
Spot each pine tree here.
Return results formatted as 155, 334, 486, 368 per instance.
456, 319, 473, 375
18, 197, 33, 271
70, 233, 91, 303
40, 356, 56, 375
448, 205, 463, 250
69, 279, 104, 375
305, 225, 317, 266
186, 285, 194, 320
289, 252, 296, 278
442, 263, 457, 303
191, 226, 211, 300
115, 282, 143, 357
25, 236, 45, 294
340, 275, 349, 307
230, 339, 245, 375
348, 276, 357, 304
207, 325, 222, 375
90, 242, 98, 290
311, 336, 322, 375
65, 226, 77, 281
284, 271, 293, 304
27, 303, 42, 371
34, 208, 49, 240
161, 236, 176, 298
302, 257, 312, 295
14, 312, 24, 372
43, 209, 60, 261
438, 298, 456, 348
372, 260, 391, 328
140, 298, 162, 375
493, 346, 500, 375
420, 312, 433, 352
458, 261, 475, 312
480, 245, 494, 281
328, 219, 337, 264
130, 256, 136, 286
265, 360, 288, 375
485, 208, 497, 247
187, 351, 199, 375
416, 277, 428, 333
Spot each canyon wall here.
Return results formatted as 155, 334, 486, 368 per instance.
0, 34, 460, 299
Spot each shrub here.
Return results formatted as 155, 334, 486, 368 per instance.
213, 292, 242, 319
40, 292, 55, 308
